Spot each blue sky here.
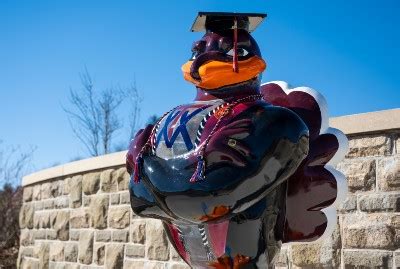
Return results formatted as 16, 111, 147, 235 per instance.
1, 0, 399, 171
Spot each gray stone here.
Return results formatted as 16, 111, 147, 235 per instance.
43, 199, 54, 209
78, 231, 94, 264
19, 203, 34, 229
49, 243, 64, 262
126, 244, 145, 258
64, 243, 78, 262
93, 243, 105, 265
110, 193, 120, 205
109, 206, 130, 229
378, 156, 400, 191
112, 168, 129, 191
89, 194, 109, 229
69, 175, 82, 208
50, 180, 63, 197
95, 230, 111, 242
35, 201, 44, 210
33, 185, 41, 200
46, 230, 57, 240
338, 195, 357, 213
347, 135, 392, 158
41, 183, 52, 199
70, 230, 80, 241
54, 197, 69, 209
101, 169, 117, 192
146, 220, 169, 261
166, 264, 190, 269
105, 244, 124, 269
170, 246, 183, 261
37, 242, 50, 269
131, 220, 146, 244
70, 208, 90, 228
337, 159, 376, 192
34, 212, 50, 229
120, 191, 130, 204
342, 214, 400, 250
53, 211, 69, 241
34, 230, 46, 240
145, 262, 166, 269
359, 193, 400, 212
124, 261, 145, 269
82, 172, 100, 194
20, 230, 34, 246
112, 230, 129, 242
343, 249, 392, 268
20, 258, 39, 269
83, 195, 91, 206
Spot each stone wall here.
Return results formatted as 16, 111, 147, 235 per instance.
17, 109, 400, 269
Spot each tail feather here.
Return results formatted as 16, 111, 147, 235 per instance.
261, 81, 348, 244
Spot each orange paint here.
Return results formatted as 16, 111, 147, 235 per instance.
199, 205, 230, 221
182, 56, 266, 90
209, 255, 251, 269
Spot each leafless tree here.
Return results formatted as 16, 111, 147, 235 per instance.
64, 68, 141, 156
127, 79, 142, 139
0, 140, 35, 187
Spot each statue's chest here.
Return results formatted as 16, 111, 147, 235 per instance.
154, 102, 222, 159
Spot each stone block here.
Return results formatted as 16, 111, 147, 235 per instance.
342, 249, 392, 268
33, 185, 41, 201
347, 135, 392, 158
395, 251, 400, 268
63, 177, 71, 195
64, 243, 78, 262
146, 220, 169, 261
78, 231, 94, 264
146, 262, 166, 269
20, 258, 39, 269
53, 211, 69, 241
46, 230, 57, 240
37, 242, 50, 269
34, 230, 46, 240
64, 265, 79, 269
35, 201, 44, 210
101, 169, 117, 192
338, 195, 357, 213
34, 212, 50, 229
120, 191, 130, 204
43, 199, 54, 209
110, 193, 120, 205
23, 186, 33, 202
70, 230, 80, 241
50, 180, 63, 197
131, 220, 146, 244
96, 230, 111, 242
342, 214, 400, 250
89, 194, 109, 229
112, 168, 129, 191
54, 197, 69, 209
20, 230, 34, 246
93, 243, 105, 265
83, 195, 91, 206
49, 243, 64, 262
69, 175, 82, 208
378, 156, 400, 191
359, 193, 400, 212
41, 183, 51, 199
126, 244, 145, 258
112, 230, 129, 242
166, 264, 190, 269
105, 244, 124, 269
70, 208, 90, 228
124, 261, 144, 269
337, 159, 376, 192
82, 172, 100, 195
19, 203, 34, 229
109, 206, 130, 229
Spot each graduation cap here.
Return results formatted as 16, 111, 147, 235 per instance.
190, 12, 267, 33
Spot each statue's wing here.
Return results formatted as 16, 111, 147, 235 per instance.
261, 81, 348, 243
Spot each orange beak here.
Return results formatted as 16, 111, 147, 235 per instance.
182, 56, 266, 90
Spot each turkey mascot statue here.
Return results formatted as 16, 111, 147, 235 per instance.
126, 12, 348, 269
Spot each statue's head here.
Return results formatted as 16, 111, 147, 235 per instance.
182, 12, 267, 91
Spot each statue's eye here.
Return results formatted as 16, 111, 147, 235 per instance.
226, 48, 249, 57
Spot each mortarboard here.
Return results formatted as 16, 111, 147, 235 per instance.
190, 12, 267, 33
